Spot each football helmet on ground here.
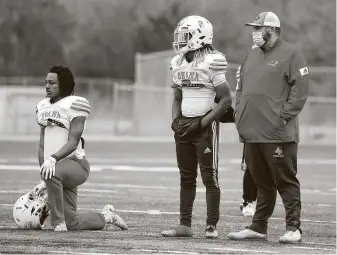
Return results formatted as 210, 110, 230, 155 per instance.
13, 190, 50, 229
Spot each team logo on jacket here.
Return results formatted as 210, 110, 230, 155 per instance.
273, 147, 284, 158
268, 60, 279, 67
299, 67, 309, 76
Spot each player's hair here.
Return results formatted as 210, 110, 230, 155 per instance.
49, 65, 75, 97
186, 44, 217, 61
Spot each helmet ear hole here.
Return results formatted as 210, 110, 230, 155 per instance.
199, 36, 205, 40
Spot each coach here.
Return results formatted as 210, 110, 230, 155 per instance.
228, 12, 310, 243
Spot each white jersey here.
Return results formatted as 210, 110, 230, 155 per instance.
170, 51, 228, 117
36, 96, 91, 161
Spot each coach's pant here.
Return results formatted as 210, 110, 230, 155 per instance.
175, 120, 220, 227
244, 142, 301, 234
45, 156, 105, 230
242, 168, 257, 203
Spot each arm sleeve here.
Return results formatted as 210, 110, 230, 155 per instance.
280, 50, 310, 121
68, 97, 91, 121
209, 54, 228, 86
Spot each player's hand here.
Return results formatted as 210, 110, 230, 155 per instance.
33, 181, 46, 195
179, 118, 204, 137
40, 157, 57, 180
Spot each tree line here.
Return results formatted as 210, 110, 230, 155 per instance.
0, 0, 335, 80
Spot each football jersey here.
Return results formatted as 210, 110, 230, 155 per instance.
36, 96, 91, 161
170, 51, 228, 117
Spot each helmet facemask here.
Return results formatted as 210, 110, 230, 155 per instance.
173, 27, 192, 54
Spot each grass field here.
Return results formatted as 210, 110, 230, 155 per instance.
0, 141, 335, 254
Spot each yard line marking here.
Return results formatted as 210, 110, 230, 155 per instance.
51, 252, 115, 255
81, 183, 335, 196
132, 249, 199, 254
0, 157, 335, 165
0, 164, 185, 172
208, 247, 278, 254
302, 242, 337, 247
0, 203, 335, 224
222, 215, 336, 224
1, 184, 336, 199
0, 164, 224, 172
4, 188, 336, 207
0, 165, 102, 172
290, 246, 335, 252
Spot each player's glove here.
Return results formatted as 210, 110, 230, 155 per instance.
178, 118, 203, 137
33, 180, 47, 195
40, 156, 57, 180
219, 106, 235, 123
172, 115, 205, 138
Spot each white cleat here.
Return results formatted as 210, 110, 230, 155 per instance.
228, 228, 267, 240
205, 225, 218, 239
161, 225, 193, 237
279, 229, 302, 243
101, 204, 128, 230
241, 202, 256, 217
54, 221, 68, 232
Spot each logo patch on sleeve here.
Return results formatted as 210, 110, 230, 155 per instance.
299, 67, 309, 76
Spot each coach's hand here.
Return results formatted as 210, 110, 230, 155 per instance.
40, 157, 57, 180
33, 181, 46, 195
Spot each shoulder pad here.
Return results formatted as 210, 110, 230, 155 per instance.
170, 54, 183, 71
205, 53, 228, 72
68, 96, 91, 115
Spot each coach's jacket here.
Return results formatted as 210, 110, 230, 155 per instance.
234, 39, 310, 143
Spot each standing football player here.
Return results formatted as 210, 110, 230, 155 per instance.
33, 65, 128, 231
161, 15, 232, 239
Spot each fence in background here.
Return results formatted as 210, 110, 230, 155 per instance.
0, 83, 335, 145
0, 49, 335, 145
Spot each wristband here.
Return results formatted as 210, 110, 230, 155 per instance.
50, 154, 59, 162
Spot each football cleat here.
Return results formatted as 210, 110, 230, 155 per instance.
54, 222, 67, 232
161, 225, 193, 237
240, 201, 256, 217
205, 225, 218, 239
101, 204, 128, 230
228, 228, 267, 240
279, 229, 302, 243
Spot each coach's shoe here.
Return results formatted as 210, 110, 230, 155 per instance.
101, 204, 128, 230
161, 225, 193, 237
279, 229, 302, 243
205, 225, 218, 239
228, 228, 266, 240
54, 222, 68, 232
240, 201, 256, 217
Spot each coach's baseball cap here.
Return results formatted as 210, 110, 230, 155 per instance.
245, 12, 280, 28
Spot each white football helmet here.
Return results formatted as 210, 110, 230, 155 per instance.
173, 15, 213, 54
13, 191, 50, 229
